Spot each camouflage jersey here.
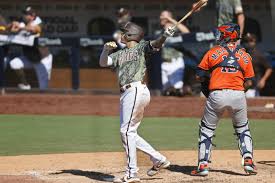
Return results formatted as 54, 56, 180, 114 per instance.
109, 40, 153, 86
216, 0, 243, 26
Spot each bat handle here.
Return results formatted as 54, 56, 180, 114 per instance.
172, 25, 177, 30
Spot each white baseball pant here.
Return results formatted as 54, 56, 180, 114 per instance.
120, 81, 166, 177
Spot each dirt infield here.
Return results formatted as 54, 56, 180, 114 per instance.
0, 176, 45, 183
0, 150, 274, 183
0, 94, 275, 118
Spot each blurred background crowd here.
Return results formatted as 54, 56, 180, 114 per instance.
0, 0, 274, 97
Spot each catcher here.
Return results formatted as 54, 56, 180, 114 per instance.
99, 22, 175, 183
192, 23, 257, 176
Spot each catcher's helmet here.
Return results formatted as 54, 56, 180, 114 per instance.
120, 22, 144, 42
215, 23, 240, 45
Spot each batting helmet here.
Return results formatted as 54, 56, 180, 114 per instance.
120, 22, 144, 42
215, 23, 240, 45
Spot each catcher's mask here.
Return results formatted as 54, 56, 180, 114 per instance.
215, 23, 240, 45
120, 22, 144, 42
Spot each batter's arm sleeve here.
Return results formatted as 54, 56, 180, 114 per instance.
149, 36, 166, 50
150, 26, 177, 50
146, 41, 161, 54
140, 40, 160, 58
108, 51, 119, 69
99, 49, 114, 67
149, 26, 177, 50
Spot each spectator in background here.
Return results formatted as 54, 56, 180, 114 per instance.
242, 33, 273, 97
113, 7, 132, 49
116, 7, 132, 27
156, 10, 190, 96
216, 0, 245, 36
194, 0, 245, 36
9, 6, 53, 90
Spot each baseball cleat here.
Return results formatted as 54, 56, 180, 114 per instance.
191, 163, 209, 176
243, 157, 257, 175
147, 160, 171, 176
113, 176, 141, 183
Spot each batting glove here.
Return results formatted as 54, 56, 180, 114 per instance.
104, 41, 118, 51
163, 26, 176, 37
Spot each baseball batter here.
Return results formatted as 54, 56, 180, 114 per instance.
99, 22, 175, 183
191, 23, 257, 176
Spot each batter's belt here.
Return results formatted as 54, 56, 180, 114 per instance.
120, 81, 146, 94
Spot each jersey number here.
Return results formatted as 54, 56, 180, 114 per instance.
221, 67, 238, 73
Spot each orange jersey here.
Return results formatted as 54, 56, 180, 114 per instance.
198, 45, 255, 91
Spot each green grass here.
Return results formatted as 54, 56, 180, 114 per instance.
0, 115, 274, 156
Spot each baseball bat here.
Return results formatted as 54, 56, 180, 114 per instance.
173, 0, 208, 28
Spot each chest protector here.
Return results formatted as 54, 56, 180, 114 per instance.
209, 46, 244, 75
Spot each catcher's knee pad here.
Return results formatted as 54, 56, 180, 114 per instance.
234, 121, 253, 158
198, 121, 216, 163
